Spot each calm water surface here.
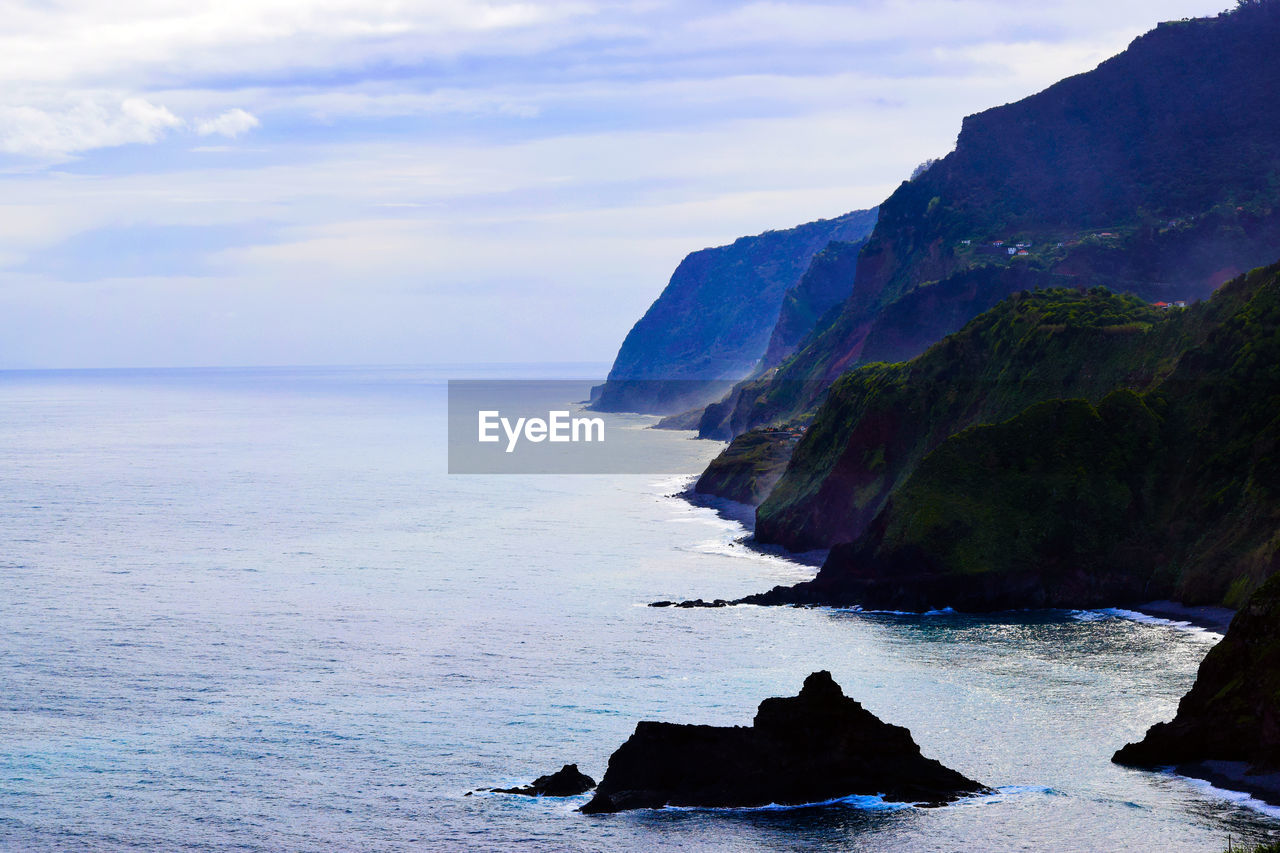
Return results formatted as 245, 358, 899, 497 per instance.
0, 366, 1277, 851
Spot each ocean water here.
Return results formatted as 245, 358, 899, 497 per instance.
0, 366, 1277, 852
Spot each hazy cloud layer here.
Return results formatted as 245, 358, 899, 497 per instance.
0, 0, 1233, 368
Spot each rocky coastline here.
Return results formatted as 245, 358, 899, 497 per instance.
1114, 575, 1280, 801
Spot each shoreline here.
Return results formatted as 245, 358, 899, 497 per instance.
1174, 760, 1280, 814
668, 462, 1276, 823
675, 475, 1239, 631
1127, 600, 1236, 634
678, 486, 829, 567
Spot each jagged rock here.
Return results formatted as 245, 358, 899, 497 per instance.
490, 764, 596, 797
648, 598, 733, 608
649, 598, 735, 608
580, 671, 986, 813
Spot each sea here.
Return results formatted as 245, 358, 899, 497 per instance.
0, 365, 1277, 852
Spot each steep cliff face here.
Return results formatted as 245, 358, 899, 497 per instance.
693, 429, 797, 507
745, 260, 1280, 612
705, 4, 1280, 439
593, 208, 877, 415
760, 239, 868, 370
698, 266, 1079, 442
748, 392, 1167, 611
857, 4, 1280, 313
1114, 574, 1280, 801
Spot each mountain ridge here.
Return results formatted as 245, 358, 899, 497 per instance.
692, 3, 1280, 440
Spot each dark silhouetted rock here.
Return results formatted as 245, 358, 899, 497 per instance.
1114, 574, 1280, 803
491, 764, 596, 797
650, 598, 739, 608
580, 671, 986, 813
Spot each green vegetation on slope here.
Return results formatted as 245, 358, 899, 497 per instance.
868, 392, 1163, 600
748, 260, 1280, 611
693, 429, 798, 507
755, 287, 1204, 551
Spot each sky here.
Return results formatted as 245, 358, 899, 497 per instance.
0, 0, 1233, 369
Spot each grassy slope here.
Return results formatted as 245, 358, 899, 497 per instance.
749, 260, 1280, 610
756, 287, 1204, 551
693, 430, 797, 506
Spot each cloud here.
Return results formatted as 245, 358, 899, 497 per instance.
196, 107, 260, 138
0, 1, 599, 91
0, 0, 1240, 367
0, 96, 182, 156
0, 96, 260, 156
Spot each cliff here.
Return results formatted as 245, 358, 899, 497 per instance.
755, 286, 1209, 551
702, 4, 1280, 439
1114, 573, 1280, 803
744, 260, 1280, 611
761, 239, 868, 370
593, 208, 877, 415
693, 428, 797, 506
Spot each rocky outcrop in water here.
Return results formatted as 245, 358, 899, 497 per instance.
1113, 574, 1280, 802
579, 671, 985, 813
489, 764, 596, 797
